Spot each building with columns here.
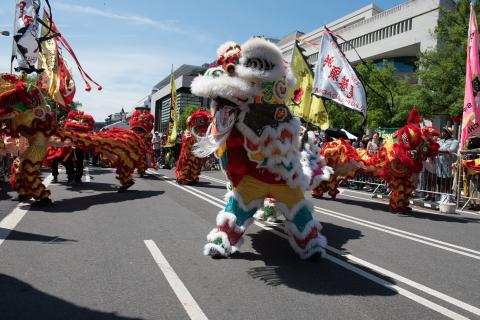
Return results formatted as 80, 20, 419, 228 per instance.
278, 0, 456, 75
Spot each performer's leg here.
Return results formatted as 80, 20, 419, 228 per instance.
388, 177, 414, 212
64, 153, 75, 184
51, 158, 59, 183
273, 185, 327, 260
204, 176, 265, 258
74, 149, 84, 183
12, 145, 51, 203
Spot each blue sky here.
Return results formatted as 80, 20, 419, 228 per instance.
0, 0, 405, 121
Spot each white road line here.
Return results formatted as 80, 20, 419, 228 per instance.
85, 166, 91, 182
337, 189, 479, 217
202, 174, 480, 260
315, 206, 480, 257
199, 175, 227, 185
257, 221, 472, 320
316, 209, 480, 261
202, 174, 478, 218
0, 174, 53, 247
144, 240, 209, 320
150, 171, 478, 319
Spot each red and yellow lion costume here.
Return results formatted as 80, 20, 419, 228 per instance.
0, 73, 146, 204
129, 109, 156, 174
58, 111, 147, 191
313, 109, 440, 212
175, 107, 212, 184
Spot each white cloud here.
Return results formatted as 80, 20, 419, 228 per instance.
0, 47, 206, 121
55, 2, 214, 43
66, 49, 207, 121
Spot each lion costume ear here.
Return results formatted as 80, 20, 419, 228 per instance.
407, 108, 422, 126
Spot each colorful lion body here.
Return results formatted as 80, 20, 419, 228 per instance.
129, 109, 156, 173
59, 128, 146, 187
175, 108, 212, 185
1, 74, 56, 202
191, 38, 332, 260
0, 73, 147, 202
313, 109, 440, 212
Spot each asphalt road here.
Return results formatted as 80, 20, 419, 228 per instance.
1, 166, 479, 320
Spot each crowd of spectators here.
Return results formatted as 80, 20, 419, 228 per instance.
152, 131, 219, 171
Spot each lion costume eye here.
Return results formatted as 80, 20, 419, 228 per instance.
245, 58, 274, 72
402, 132, 408, 145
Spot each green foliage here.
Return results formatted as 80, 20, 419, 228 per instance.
328, 61, 422, 130
328, 0, 476, 130
415, 0, 479, 117
178, 105, 199, 132
326, 100, 363, 133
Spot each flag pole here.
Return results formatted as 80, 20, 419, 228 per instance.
10, 1, 18, 73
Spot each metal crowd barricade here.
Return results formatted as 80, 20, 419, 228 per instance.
455, 150, 480, 213
344, 173, 389, 195
343, 151, 462, 212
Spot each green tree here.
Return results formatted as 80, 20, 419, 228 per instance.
416, 0, 480, 117
328, 60, 423, 131
178, 105, 199, 132
329, 0, 477, 130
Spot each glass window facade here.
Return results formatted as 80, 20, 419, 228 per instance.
157, 90, 202, 133
374, 56, 416, 73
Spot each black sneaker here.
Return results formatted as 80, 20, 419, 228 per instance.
118, 180, 135, 192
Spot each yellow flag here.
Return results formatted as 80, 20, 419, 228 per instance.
309, 95, 330, 130
286, 43, 329, 129
166, 71, 177, 147
37, 11, 59, 101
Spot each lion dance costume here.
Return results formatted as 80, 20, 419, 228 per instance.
175, 108, 212, 185
59, 112, 147, 192
129, 108, 156, 175
191, 38, 331, 260
313, 109, 439, 212
0, 74, 147, 204
0, 74, 57, 204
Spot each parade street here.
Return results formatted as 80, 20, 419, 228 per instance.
0, 168, 479, 320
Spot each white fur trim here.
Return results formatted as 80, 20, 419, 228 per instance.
190, 74, 255, 99
285, 67, 297, 89
237, 37, 286, 82
284, 219, 327, 259
227, 191, 264, 213
287, 236, 327, 260
216, 41, 238, 57
206, 230, 230, 248
284, 219, 323, 239
203, 243, 228, 257
235, 113, 311, 190
273, 198, 314, 221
